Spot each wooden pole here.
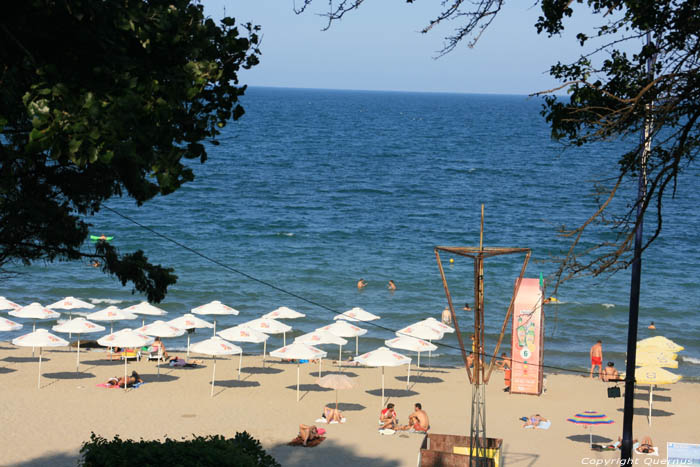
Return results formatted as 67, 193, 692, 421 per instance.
435, 249, 472, 383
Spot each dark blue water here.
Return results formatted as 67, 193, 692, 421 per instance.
3, 88, 699, 379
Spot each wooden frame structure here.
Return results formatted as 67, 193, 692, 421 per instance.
434, 205, 531, 464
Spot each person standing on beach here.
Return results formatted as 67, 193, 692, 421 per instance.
441, 306, 452, 325
590, 340, 603, 379
357, 279, 367, 290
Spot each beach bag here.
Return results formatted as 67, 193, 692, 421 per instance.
607, 386, 621, 398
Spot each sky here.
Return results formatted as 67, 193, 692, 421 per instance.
203, 1, 610, 95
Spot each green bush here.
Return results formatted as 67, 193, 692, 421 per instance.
79, 431, 280, 467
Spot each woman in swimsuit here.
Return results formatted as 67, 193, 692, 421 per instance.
522, 414, 547, 428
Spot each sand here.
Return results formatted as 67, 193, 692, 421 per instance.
0, 343, 698, 466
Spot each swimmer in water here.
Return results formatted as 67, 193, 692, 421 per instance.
388, 280, 397, 291
357, 279, 367, 290
648, 321, 656, 330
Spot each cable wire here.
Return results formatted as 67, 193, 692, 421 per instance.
101, 204, 595, 377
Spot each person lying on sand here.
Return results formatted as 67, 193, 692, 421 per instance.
397, 403, 429, 432
636, 437, 656, 454
521, 414, 547, 428
105, 371, 143, 388
322, 406, 343, 423
169, 357, 202, 367
298, 424, 320, 446
379, 403, 398, 429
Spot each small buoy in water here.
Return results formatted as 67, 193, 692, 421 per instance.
449, 258, 454, 263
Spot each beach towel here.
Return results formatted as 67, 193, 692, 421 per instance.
524, 420, 551, 430
315, 418, 327, 424
96, 382, 144, 389
329, 417, 346, 424
288, 436, 325, 447
379, 428, 395, 435
635, 446, 659, 456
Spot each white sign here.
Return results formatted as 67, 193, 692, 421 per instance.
668, 442, 700, 466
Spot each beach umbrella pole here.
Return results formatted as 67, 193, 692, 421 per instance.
69, 311, 72, 339
649, 385, 653, 425
356, 336, 359, 355
319, 358, 322, 379
418, 352, 421, 369
262, 341, 266, 368
76, 338, 81, 373
124, 356, 128, 392
338, 345, 342, 371
381, 366, 385, 407
211, 356, 217, 397
335, 389, 339, 412
187, 334, 191, 358
407, 361, 411, 390
32, 321, 36, 357
238, 353, 242, 380
283, 332, 286, 346
37, 348, 42, 389
296, 363, 300, 402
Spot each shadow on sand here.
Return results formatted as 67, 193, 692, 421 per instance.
366, 388, 418, 398
269, 438, 403, 467
329, 402, 365, 411
285, 384, 333, 393
615, 407, 674, 417
43, 371, 96, 380
11, 451, 79, 467
80, 358, 127, 367
567, 434, 614, 444
395, 375, 444, 384
501, 449, 540, 467
2, 356, 48, 363
215, 379, 261, 388
241, 366, 283, 375
634, 392, 671, 402
0, 366, 17, 374
136, 373, 180, 383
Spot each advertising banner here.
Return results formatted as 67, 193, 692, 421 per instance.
510, 277, 544, 395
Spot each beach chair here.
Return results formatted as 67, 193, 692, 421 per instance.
145, 345, 166, 363
109, 348, 141, 361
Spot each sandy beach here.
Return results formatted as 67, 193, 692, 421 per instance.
0, 344, 698, 466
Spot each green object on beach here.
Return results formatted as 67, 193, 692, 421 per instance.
90, 235, 113, 242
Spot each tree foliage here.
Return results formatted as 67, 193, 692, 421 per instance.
0, 0, 260, 301
297, 0, 700, 289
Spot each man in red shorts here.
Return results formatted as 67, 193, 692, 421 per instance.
590, 340, 603, 379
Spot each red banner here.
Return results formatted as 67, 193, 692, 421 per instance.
510, 277, 544, 395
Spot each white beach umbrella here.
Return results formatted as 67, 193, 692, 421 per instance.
0, 296, 21, 311
8, 303, 61, 330
0, 317, 23, 332
136, 320, 185, 375
334, 307, 380, 322
262, 306, 306, 320
407, 319, 451, 367
48, 297, 96, 339
386, 335, 437, 370
12, 329, 69, 388
52, 318, 105, 372
317, 320, 368, 356
47, 297, 95, 310
189, 336, 242, 397
191, 301, 239, 334
86, 306, 138, 334
242, 317, 292, 346
415, 317, 455, 334
97, 329, 154, 392
269, 342, 327, 402
125, 301, 168, 327
396, 324, 444, 341
354, 346, 411, 407
9, 303, 61, 356
295, 330, 348, 378
167, 314, 214, 357
217, 325, 269, 370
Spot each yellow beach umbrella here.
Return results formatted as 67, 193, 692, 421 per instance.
635, 365, 681, 426
635, 348, 678, 369
637, 336, 684, 353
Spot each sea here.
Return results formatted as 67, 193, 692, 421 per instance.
2, 87, 699, 380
